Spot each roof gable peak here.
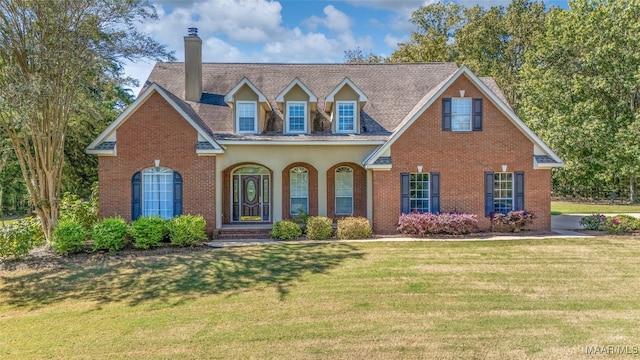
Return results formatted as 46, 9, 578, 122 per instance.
275, 77, 317, 103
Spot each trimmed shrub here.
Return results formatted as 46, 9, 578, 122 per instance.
604, 215, 640, 234
270, 220, 302, 240
166, 215, 207, 246
306, 216, 334, 240
397, 212, 479, 236
0, 217, 44, 259
337, 217, 372, 240
92, 217, 128, 252
579, 214, 607, 231
129, 216, 167, 249
291, 211, 310, 233
59, 185, 98, 233
491, 210, 536, 233
52, 219, 87, 254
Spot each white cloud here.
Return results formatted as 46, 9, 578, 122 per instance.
305, 5, 353, 34
384, 33, 409, 48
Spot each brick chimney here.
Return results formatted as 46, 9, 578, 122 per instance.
184, 27, 202, 102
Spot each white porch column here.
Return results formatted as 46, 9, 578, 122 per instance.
317, 165, 328, 216
272, 166, 283, 222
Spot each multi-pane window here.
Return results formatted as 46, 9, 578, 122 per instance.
494, 172, 513, 213
290, 167, 309, 215
451, 98, 472, 131
336, 101, 356, 133
142, 167, 174, 219
237, 101, 256, 133
409, 173, 430, 212
287, 102, 307, 133
335, 166, 353, 215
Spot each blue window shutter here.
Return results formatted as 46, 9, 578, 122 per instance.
131, 171, 141, 220
514, 171, 525, 210
173, 171, 183, 216
442, 98, 451, 131
430, 172, 440, 213
400, 172, 410, 214
484, 172, 494, 217
473, 98, 483, 131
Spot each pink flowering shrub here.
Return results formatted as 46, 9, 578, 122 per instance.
579, 214, 607, 231
397, 212, 479, 236
490, 210, 535, 233
604, 215, 640, 234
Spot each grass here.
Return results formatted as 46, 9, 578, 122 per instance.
0, 216, 26, 228
551, 201, 640, 215
2, 239, 640, 359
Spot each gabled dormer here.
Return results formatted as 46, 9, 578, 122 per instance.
224, 78, 271, 134
325, 78, 367, 134
276, 78, 317, 134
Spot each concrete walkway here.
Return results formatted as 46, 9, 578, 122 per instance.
551, 213, 640, 230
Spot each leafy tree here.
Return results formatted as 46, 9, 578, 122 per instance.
519, 0, 640, 202
391, 0, 545, 109
0, 0, 174, 244
344, 47, 386, 64
390, 3, 463, 63
63, 84, 134, 198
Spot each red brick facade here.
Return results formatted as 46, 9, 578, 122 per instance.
370, 74, 551, 233
97, 74, 553, 237
98, 92, 217, 234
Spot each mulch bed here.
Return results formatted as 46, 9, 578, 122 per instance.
0, 243, 213, 272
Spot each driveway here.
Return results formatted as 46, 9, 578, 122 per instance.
552, 213, 640, 231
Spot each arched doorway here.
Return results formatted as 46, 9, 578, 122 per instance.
231, 165, 270, 222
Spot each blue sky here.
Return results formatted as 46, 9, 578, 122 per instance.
126, 0, 568, 95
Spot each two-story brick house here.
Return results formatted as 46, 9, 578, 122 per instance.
87, 29, 562, 236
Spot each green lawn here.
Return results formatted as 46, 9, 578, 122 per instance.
551, 201, 640, 215
2, 239, 640, 359
0, 217, 25, 228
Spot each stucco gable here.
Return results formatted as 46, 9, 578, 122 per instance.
363, 66, 563, 169
86, 82, 223, 156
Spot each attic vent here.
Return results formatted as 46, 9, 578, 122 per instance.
187, 27, 198, 36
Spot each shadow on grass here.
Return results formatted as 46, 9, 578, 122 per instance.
1, 243, 364, 308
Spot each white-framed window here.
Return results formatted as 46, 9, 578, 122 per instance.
336, 101, 356, 133
451, 98, 472, 131
286, 101, 307, 133
236, 101, 257, 133
410, 173, 430, 213
335, 166, 353, 215
142, 167, 174, 219
494, 172, 513, 213
290, 167, 309, 215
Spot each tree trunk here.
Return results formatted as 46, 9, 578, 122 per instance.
631, 174, 638, 203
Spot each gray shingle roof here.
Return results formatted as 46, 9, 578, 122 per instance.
373, 156, 392, 165
534, 155, 560, 164
94, 141, 116, 150
146, 62, 462, 138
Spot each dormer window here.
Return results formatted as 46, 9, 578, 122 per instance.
236, 101, 257, 133
325, 78, 367, 135
276, 78, 317, 135
336, 101, 356, 133
286, 101, 307, 133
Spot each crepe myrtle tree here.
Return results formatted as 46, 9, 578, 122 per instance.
0, 0, 175, 244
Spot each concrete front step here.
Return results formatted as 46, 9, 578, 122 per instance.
216, 226, 272, 239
